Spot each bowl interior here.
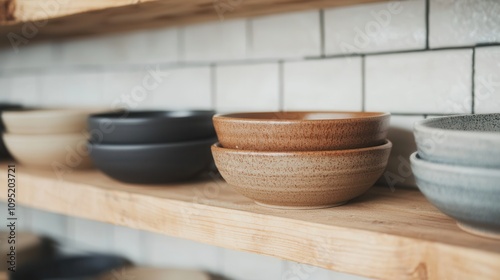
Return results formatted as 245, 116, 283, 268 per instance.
216, 111, 388, 121
421, 114, 500, 132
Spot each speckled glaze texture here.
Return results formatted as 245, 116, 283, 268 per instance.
212, 140, 392, 209
411, 152, 500, 239
213, 111, 390, 151
414, 113, 500, 168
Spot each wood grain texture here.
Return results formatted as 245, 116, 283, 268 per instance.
0, 0, 388, 45
0, 163, 499, 279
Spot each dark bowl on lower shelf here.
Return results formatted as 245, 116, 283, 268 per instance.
88, 110, 216, 144
11, 254, 130, 280
89, 138, 216, 184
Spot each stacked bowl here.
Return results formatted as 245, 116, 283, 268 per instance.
212, 111, 393, 209
411, 113, 500, 239
87, 110, 216, 184
2, 109, 96, 169
0, 103, 23, 158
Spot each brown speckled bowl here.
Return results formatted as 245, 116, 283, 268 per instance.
212, 140, 392, 209
213, 111, 390, 151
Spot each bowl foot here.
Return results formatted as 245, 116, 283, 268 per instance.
457, 222, 500, 240
254, 201, 348, 210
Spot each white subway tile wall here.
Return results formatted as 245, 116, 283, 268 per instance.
0, 1, 499, 279
474, 46, 500, 113
365, 49, 473, 114
215, 63, 280, 112
182, 19, 247, 62
250, 11, 321, 59
324, 0, 426, 55
429, 0, 500, 48
0, 42, 54, 69
283, 57, 362, 111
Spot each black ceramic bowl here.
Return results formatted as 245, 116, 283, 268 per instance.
88, 110, 216, 144
11, 254, 130, 280
89, 138, 216, 184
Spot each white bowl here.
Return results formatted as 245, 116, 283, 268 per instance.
414, 113, 500, 167
411, 152, 500, 239
3, 133, 92, 170
2, 109, 102, 134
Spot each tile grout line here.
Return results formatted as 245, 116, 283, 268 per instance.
211, 64, 217, 111
471, 48, 476, 114
361, 55, 366, 112
279, 60, 284, 111
319, 9, 325, 57
425, 0, 430, 49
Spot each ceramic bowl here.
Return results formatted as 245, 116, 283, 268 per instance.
213, 111, 390, 151
3, 108, 101, 135
3, 133, 92, 169
88, 110, 216, 144
414, 113, 500, 168
0, 103, 23, 157
411, 152, 500, 239
13, 255, 130, 280
212, 140, 392, 209
89, 138, 216, 184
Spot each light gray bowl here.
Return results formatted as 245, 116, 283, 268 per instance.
414, 114, 500, 168
410, 152, 500, 239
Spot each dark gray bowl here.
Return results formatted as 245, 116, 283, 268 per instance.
12, 254, 129, 280
414, 113, 500, 168
89, 138, 216, 184
88, 110, 216, 145
411, 152, 500, 239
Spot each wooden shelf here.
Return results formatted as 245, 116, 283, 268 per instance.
1, 163, 499, 279
0, 0, 386, 44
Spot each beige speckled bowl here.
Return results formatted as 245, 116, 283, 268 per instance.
2, 108, 102, 134
213, 111, 390, 151
212, 140, 392, 209
3, 133, 92, 169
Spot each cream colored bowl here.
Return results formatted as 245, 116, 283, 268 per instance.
2, 109, 102, 134
3, 133, 92, 169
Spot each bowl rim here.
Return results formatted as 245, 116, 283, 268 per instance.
212, 140, 392, 155
213, 111, 390, 123
414, 113, 500, 140
410, 152, 500, 177
89, 137, 217, 150
2, 108, 105, 119
89, 110, 216, 123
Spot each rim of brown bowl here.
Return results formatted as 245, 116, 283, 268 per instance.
211, 139, 392, 155
213, 111, 390, 123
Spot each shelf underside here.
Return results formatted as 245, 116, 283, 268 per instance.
0, 0, 386, 45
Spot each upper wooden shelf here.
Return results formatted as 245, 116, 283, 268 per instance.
0, 163, 499, 279
0, 0, 386, 44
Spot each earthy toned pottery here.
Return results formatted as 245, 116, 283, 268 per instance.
97, 267, 210, 280
3, 108, 102, 135
414, 113, 500, 168
212, 140, 392, 209
12, 255, 130, 280
88, 110, 216, 144
0, 103, 23, 157
3, 133, 92, 169
411, 152, 500, 239
213, 111, 390, 151
89, 138, 216, 184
